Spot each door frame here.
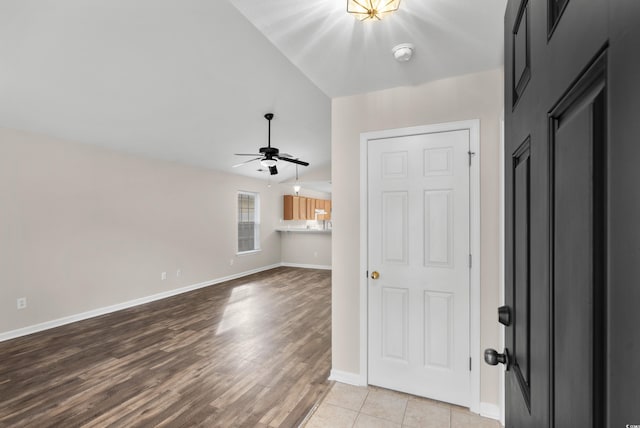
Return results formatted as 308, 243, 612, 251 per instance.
359, 119, 481, 414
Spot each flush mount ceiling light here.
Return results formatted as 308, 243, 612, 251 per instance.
347, 0, 401, 21
392, 43, 414, 62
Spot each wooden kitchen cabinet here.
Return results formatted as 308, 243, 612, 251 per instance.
315, 199, 325, 219
292, 196, 300, 219
299, 197, 307, 220
283, 195, 331, 221
306, 198, 315, 219
316, 199, 331, 220
323, 200, 332, 220
283, 195, 293, 220
283, 195, 301, 220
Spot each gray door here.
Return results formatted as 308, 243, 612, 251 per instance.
493, 0, 640, 426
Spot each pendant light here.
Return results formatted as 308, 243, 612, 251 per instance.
293, 165, 301, 195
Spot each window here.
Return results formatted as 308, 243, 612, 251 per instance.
237, 192, 260, 253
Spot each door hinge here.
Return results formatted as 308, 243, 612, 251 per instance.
469, 254, 472, 269
468, 151, 476, 166
469, 357, 472, 371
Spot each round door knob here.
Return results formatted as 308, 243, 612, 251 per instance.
484, 348, 510, 370
371, 271, 380, 280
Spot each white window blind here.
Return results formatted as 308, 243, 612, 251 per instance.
237, 192, 260, 253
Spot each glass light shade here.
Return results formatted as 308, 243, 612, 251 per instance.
347, 0, 401, 21
293, 184, 301, 194
260, 158, 277, 168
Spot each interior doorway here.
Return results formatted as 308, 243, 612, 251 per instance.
359, 119, 481, 412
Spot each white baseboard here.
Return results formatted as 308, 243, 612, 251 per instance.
328, 369, 366, 386
480, 402, 501, 421
0, 263, 282, 343
281, 262, 332, 270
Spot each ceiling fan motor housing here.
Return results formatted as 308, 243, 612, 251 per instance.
259, 147, 279, 156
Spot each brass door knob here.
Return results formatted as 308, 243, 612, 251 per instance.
371, 271, 380, 280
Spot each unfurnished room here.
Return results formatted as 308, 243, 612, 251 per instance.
1, 1, 640, 427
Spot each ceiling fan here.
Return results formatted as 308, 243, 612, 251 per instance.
233, 113, 309, 175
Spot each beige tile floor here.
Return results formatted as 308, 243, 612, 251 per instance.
303, 383, 502, 428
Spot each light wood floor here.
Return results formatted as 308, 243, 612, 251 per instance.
0, 267, 331, 427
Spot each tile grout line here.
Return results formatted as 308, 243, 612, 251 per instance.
351, 388, 369, 428
358, 389, 369, 412
400, 395, 409, 428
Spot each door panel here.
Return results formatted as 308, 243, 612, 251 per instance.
512, 0, 531, 107
368, 129, 470, 406
424, 190, 453, 267
512, 141, 531, 408
552, 101, 594, 428
381, 287, 408, 362
382, 192, 408, 264
550, 56, 606, 428
546, 0, 608, 101
424, 291, 453, 369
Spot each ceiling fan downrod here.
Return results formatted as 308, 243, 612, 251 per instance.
265, 113, 274, 148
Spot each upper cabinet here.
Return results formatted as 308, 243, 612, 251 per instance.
317, 199, 331, 221
283, 195, 331, 220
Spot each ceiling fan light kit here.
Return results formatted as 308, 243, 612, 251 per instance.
260, 158, 277, 168
233, 113, 309, 176
347, 0, 401, 21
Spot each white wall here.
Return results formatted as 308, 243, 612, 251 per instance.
331, 69, 504, 407
0, 127, 283, 335
280, 232, 331, 268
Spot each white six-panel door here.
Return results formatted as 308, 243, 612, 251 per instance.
367, 129, 471, 406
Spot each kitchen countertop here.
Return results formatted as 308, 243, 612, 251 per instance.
275, 228, 332, 234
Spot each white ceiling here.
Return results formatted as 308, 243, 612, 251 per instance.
229, 0, 507, 97
0, 0, 506, 183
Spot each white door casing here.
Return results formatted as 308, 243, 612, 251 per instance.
359, 120, 481, 413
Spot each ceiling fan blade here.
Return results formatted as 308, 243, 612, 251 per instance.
279, 153, 293, 158
269, 165, 278, 175
232, 157, 261, 168
277, 156, 309, 167
234, 153, 263, 156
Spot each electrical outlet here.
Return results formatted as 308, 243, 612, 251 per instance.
17, 297, 27, 310
230, 259, 234, 266
161, 272, 167, 280
176, 269, 181, 278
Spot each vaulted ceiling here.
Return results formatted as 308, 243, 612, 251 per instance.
230, 0, 507, 97
0, 0, 506, 182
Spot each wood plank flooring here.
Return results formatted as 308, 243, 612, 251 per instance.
0, 267, 331, 427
